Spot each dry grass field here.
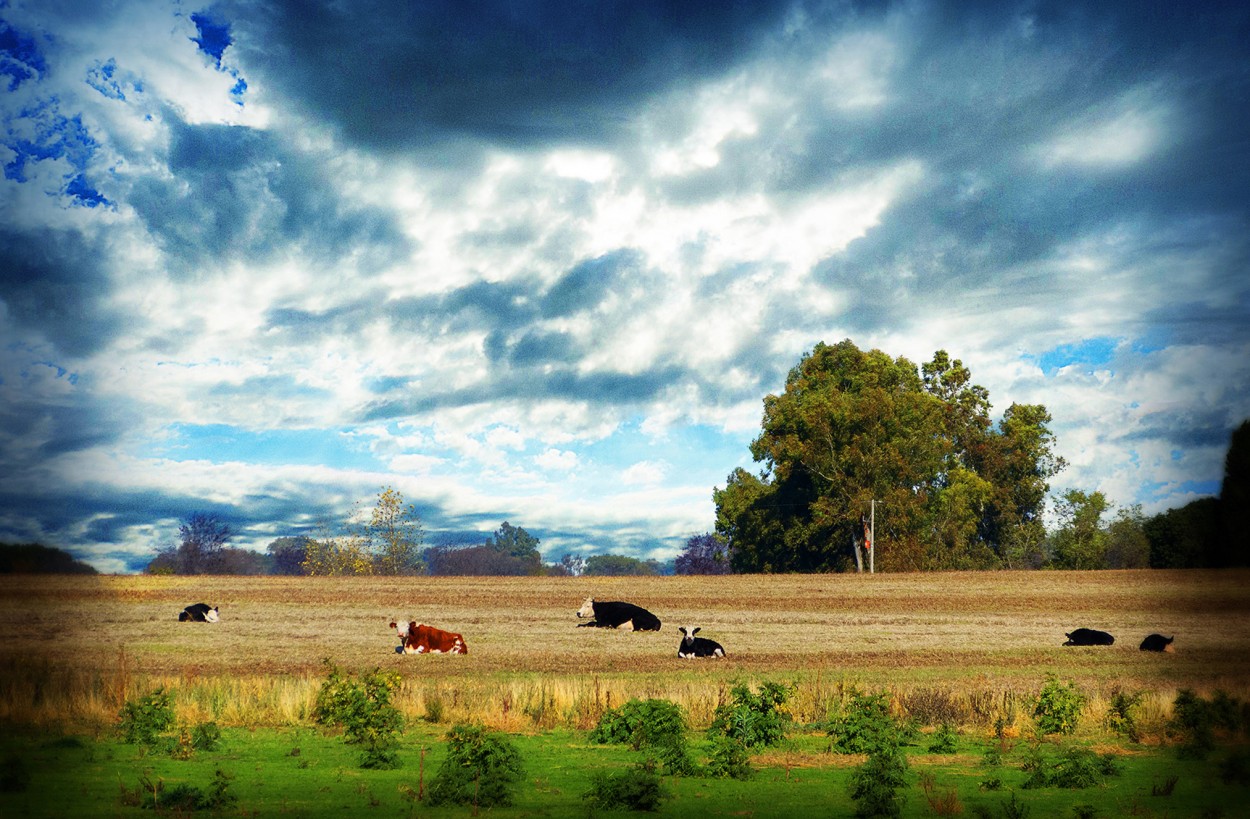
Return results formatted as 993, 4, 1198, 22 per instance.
2, 570, 1248, 733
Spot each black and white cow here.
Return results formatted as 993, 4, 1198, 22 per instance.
575, 597, 661, 631
677, 626, 724, 658
179, 603, 219, 622
1063, 627, 1114, 646
1139, 633, 1175, 652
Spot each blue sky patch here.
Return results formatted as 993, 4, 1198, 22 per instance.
1032, 337, 1119, 376
0, 18, 46, 91
150, 423, 381, 470
190, 12, 231, 67
2, 102, 109, 206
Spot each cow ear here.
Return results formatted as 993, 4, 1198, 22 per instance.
679, 627, 686, 635
693, 627, 700, 635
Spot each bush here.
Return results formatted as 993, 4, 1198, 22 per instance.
848, 746, 909, 818
583, 758, 667, 812
192, 721, 222, 752
928, 722, 959, 754
592, 697, 696, 775
705, 735, 754, 780
1220, 748, 1250, 786
313, 662, 404, 768
1105, 690, 1142, 742
1171, 689, 1245, 760
138, 768, 236, 812
828, 689, 909, 755
1021, 745, 1120, 789
707, 681, 792, 749
1032, 675, 1084, 736
427, 723, 525, 808
118, 688, 176, 747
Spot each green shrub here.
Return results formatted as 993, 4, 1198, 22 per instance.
427, 723, 525, 808
1171, 689, 1217, 760
313, 663, 404, 769
848, 746, 909, 818
705, 735, 754, 780
138, 768, 236, 812
1031, 675, 1084, 736
928, 722, 959, 754
593, 698, 688, 751
592, 697, 696, 775
828, 689, 908, 755
707, 681, 792, 749
118, 688, 175, 747
1021, 746, 1120, 789
1105, 690, 1142, 742
583, 758, 667, 812
191, 721, 222, 752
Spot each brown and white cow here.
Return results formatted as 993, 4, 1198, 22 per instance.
389, 620, 468, 654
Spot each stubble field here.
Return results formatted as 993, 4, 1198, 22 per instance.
3, 569, 1249, 732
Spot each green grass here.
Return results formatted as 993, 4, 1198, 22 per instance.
1, 725, 1245, 817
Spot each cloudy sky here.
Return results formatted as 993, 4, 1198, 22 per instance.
2, 1, 1247, 573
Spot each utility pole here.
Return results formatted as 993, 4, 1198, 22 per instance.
869, 499, 875, 574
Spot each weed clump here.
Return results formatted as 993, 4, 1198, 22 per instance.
1031, 675, 1085, 736
427, 723, 524, 808
928, 722, 959, 754
313, 662, 404, 769
827, 689, 912, 755
118, 688, 175, 747
584, 758, 667, 812
1105, 689, 1142, 742
707, 681, 792, 749
1169, 689, 1244, 760
848, 745, 909, 818
592, 697, 696, 775
1020, 745, 1120, 789
133, 768, 237, 812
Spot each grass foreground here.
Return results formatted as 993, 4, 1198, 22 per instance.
1, 570, 1248, 815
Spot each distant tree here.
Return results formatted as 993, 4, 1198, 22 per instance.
302, 534, 373, 575
267, 536, 310, 575
674, 533, 732, 575
715, 340, 1063, 573
1103, 506, 1150, 569
0, 543, 98, 574
556, 553, 586, 577
1048, 490, 1109, 569
1142, 498, 1220, 568
365, 487, 425, 575
148, 513, 234, 575
1216, 419, 1250, 567
583, 554, 662, 576
426, 544, 534, 576
214, 547, 272, 575
486, 521, 543, 574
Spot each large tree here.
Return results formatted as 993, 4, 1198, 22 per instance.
365, 487, 425, 575
715, 339, 1063, 572
486, 521, 543, 574
147, 512, 234, 575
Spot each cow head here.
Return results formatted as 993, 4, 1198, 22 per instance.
678, 626, 700, 645
204, 606, 219, 623
576, 597, 595, 619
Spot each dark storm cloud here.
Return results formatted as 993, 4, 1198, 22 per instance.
0, 227, 123, 357
127, 113, 412, 275
224, 0, 798, 152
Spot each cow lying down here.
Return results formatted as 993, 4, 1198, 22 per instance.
1063, 628, 1114, 646
576, 597, 661, 631
179, 603, 219, 622
390, 620, 468, 654
1140, 633, 1174, 652
677, 626, 724, 658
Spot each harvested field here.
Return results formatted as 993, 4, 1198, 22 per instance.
2, 570, 1248, 730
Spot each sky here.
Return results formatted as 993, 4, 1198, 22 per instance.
1, 1, 1247, 573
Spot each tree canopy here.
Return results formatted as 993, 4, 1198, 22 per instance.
714, 339, 1064, 572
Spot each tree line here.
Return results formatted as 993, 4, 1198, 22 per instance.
9, 339, 1247, 576
710, 339, 1248, 572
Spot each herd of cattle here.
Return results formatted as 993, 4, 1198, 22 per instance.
177, 599, 1173, 657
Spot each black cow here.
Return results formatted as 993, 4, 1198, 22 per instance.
1139, 634, 1174, 652
576, 597, 661, 631
677, 626, 725, 658
1063, 628, 1114, 646
179, 603, 219, 622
